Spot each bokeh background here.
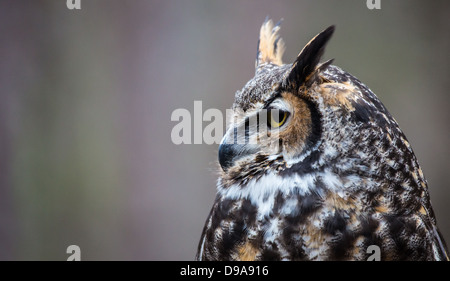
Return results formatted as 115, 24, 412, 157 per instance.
0, 0, 449, 260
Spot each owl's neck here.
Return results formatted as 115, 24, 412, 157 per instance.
217, 149, 385, 218
218, 169, 339, 219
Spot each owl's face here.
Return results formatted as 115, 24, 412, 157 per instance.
219, 64, 315, 173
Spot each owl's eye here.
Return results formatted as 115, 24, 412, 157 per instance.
267, 109, 289, 129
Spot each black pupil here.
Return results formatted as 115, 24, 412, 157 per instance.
268, 109, 285, 127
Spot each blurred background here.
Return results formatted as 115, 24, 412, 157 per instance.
0, 0, 449, 260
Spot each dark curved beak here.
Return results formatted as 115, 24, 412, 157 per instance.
218, 143, 237, 172
218, 138, 258, 172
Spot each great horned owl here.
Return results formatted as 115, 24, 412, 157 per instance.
196, 19, 448, 261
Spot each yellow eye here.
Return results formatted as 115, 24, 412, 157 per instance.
268, 110, 288, 129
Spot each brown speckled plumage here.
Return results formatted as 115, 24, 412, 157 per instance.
196, 19, 448, 261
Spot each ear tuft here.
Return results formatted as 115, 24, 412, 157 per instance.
285, 25, 335, 90
255, 18, 286, 71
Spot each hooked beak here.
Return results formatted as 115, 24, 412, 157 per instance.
218, 134, 258, 172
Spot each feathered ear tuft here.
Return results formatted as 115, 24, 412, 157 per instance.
284, 25, 335, 90
255, 17, 286, 71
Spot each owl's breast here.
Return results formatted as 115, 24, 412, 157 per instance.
198, 168, 441, 260
200, 172, 364, 260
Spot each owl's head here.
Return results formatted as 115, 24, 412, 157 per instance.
218, 19, 420, 194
